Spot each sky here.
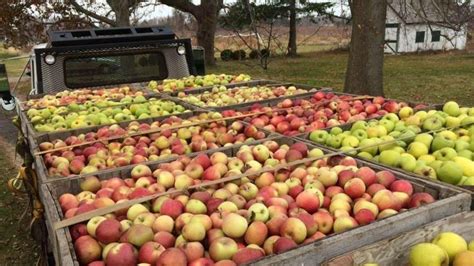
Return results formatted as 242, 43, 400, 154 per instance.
147, 0, 347, 19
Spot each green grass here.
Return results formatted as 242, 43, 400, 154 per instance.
210, 50, 474, 106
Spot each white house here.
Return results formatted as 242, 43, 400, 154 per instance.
385, 0, 468, 53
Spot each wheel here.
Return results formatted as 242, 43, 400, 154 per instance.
1, 96, 15, 111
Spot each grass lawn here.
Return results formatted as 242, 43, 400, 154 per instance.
209, 50, 474, 106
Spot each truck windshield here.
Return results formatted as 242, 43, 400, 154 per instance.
64, 52, 167, 88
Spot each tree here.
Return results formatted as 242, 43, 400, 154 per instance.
0, 1, 152, 48
159, 0, 224, 66
221, 1, 332, 58
344, 0, 387, 96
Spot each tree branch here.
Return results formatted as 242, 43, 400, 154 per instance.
70, 0, 116, 26
159, 0, 200, 18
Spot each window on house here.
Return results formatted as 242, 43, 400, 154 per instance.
432, 31, 441, 42
415, 31, 425, 43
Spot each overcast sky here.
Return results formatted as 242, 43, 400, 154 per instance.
148, 0, 347, 19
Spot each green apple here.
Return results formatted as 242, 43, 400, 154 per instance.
458, 150, 473, 159
443, 101, 461, 117
378, 136, 397, 152
437, 161, 463, 184
379, 150, 400, 167
438, 130, 458, 141
409, 243, 449, 266
309, 130, 329, 144
399, 106, 414, 119
341, 135, 359, 148
408, 142, 429, 159
415, 110, 428, 121
359, 138, 378, 156
399, 153, 417, 171
429, 160, 443, 173
414, 133, 434, 149
326, 135, 343, 148
330, 127, 343, 135
405, 115, 421, 126
383, 113, 400, 123
432, 232, 467, 262
445, 116, 461, 128
431, 135, 455, 152
461, 116, 474, 127
452, 156, 474, 177
389, 130, 401, 138
357, 151, 373, 160
351, 121, 368, 131
351, 129, 368, 141
394, 121, 407, 132
379, 119, 395, 132
433, 147, 457, 161
413, 164, 437, 179
398, 129, 417, 144
366, 127, 379, 138
418, 154, 436, 164
463, 177, 474, 186
423, 116, 445, 131
455, 140, 470, 152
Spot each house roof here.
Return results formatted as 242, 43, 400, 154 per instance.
387, 0, 469, 26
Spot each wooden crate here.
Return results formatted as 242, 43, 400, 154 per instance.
33, 120, 276, 184
296, 108, 474, 209
43, 137, 471, 266
19, 83, 158, 111
169, 81, 322, 112
20, 94, 200, 140
323, 211, 474, 266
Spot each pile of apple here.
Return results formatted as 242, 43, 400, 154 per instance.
220, 92, 420, 136
27, 96, 189, 132
308, 101, 474, 186
58, 141, 437, 265
148, 74, 251, 92
408, 232, 474, 266
177, 85, 311, 107
23, 86, 146, 109
39, 117, 268, 177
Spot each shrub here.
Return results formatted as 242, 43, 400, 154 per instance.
220, 49, 233, 61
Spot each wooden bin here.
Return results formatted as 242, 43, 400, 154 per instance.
323, 211, 474, 266
32, 121, 277, 185
19, 94, 200, 141
42, 137, 471, 266
19, 82, 158, 111
169, 81, 322, 112
296, 106, 474, 209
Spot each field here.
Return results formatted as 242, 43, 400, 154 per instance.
210, 49, 474, 106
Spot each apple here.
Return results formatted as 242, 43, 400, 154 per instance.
232, 247, 265, 264
273, 237, 297, 254
333, 216, 358, 233
74, 235, 102, 264
222, 213, 248, 238
160, 199, 184, 219
182, 221, 206, 242
138, 241, 165, 264
95, 218, 122, 244
156, 247, 187, 266
209, 237, 239, 261
153, 231, 176, 248
248, 202, 270, 222
127, 224, 154, 247
279, 217, 307, 244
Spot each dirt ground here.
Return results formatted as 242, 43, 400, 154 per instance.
0, 109, 40, 265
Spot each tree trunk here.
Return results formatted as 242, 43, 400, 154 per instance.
344, 0, 387, 96
107, 0, 131, 26
287, 0, 297, 57
196, 2, 218, 66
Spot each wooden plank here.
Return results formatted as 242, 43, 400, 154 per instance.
323, 211, 474, 266
250, 194, 471, 266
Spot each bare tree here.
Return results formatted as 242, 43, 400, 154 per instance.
159, 0, 224, 66
344, 0, 387, 96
